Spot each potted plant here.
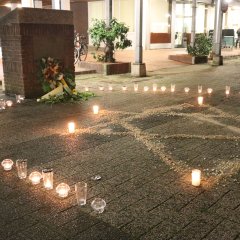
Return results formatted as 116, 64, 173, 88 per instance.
88, 18, 132, 63
186, 34, 212, 64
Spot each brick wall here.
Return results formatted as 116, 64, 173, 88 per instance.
0, 8, 74, 98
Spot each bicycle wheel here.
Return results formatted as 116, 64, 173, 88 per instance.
74, 47, 80, 65
79, 44, 88, 61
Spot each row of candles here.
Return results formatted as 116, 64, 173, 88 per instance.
1, 159, 106, 213
0, 95, 25, 110
85, 84, 231, 97
1, 158, 202, 190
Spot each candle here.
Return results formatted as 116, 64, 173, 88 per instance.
108, 85, 113, 91
207, 88, 213, 95
42, 169, 53, 190
99, 86, 104, 91
6, 100, 13, 107
184, 87, 190, 93
134, 84, 138, 92
161, 86, 166, 92
143, 86, 149, 92
198, 96, 204, 106
152, 84, 157, 92
93, 105, 99, 114
192, 169, 201, 186
225, 86, 230, 97
171, 84, 175, 93
198, 85, 202, 94
68, 122, 75, 133
16, 95, 25, 103
29, 171, 42, 185
1, 159, 14, 171
85, 87, 89, 92
122, 86, 127, 91
56, 183, 70, 198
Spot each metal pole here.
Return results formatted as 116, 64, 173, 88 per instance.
135, 0, 143, 64
105, 0, 112, 26
190, 0, 197, 47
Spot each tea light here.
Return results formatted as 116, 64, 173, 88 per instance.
198, 96, 204, 106
1, 159, 14, 171
207, 88, 213, 95
192, 169, 201, 186
93, 105, 99, 114
108, 85, 113, 91
184, 87, 190, 93
68, 122, 75, 133
29, 171, 42, 185
134, 84, 138, 92
85, 87, 89, 92
56, 183, 70, 198
152, 84, 157, 92
6, 100, 13, 107
171, 84, 175, 93
161, 86, 166, 92
122, 86, 127, 91
91, 198, 106, 213
225, 86, 230, 97
143, 86, 149, 92
99, 86, 104, 91
42, 169, 53, 190
198, 85, 202, 94
16, 95, 25, 103
0, 99, 6, 110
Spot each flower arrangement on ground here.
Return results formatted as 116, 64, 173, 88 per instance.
38, 57, 94, 104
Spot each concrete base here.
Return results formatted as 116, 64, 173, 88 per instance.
168, 54, 208, 64
131, 63, 146, 77
212, 55, 223, 66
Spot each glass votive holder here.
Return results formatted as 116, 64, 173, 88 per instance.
192, 169, 201, 187
99, 86, 104, 91
184, 87, 190, 93
16, 159, 27, 179
160, 86, 166, 92
198, 85, 202, 94
134, 83, 138, 92
198, 96, 204, 106
0, 99, 6, 110
207, 88, 213, 95
1, 159, 14, 171
171, 84, 175, 93
16, 95, 25, 103
91, 198, 106, 213
42, 168, 53, 190
152, 84, 157, 92
225, 86, 230, 96
122, 86, 127, 91
93, 105, 99, 115
29, 171, 42, 185
68, 122, 75, 133
75, 181, 87, 206
85, 87, 89, 92
56, 183, 70, 198
6, 100, 13, 107
143, 86, 149, 92
108, 85, 113, 91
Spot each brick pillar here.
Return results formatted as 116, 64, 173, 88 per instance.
0, 8, 74, 98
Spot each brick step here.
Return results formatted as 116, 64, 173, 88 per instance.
75, 67, 97, 75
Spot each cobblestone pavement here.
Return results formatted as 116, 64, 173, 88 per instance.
0, 59, 240, 240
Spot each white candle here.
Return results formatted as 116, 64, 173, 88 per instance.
29, 171, 42, 185
99, 86, 104, 91
184, 87, 190, 93
1, 159, 14, 171
161, 86, 166, 92
192, 169, 201, 186
108, 85, 113, 91
56, 183, 70, 198
85, 87, 89, 92
153, 84, 157, 92
171, 84, 175, 93
134, 84, 138, 92
68, 122, 75, 133
198, 96, 204, 106
225, 86, 230, 97
122, 86, 127, 91
198, 85, 202, 94
93, 105, 99, 114
143, 86, 149, 92
207, 88, 213, 95
6, 100, 13, 107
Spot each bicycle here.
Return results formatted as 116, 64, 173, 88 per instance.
74, 32, 88, 65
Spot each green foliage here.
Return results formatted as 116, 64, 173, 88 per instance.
88, 18, 132, 62
187, 34, 212, 57
38, 91, 95, 104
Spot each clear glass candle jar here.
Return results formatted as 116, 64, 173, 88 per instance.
16, 159, 27, 179
1, 159, 14, 171
42, 168, 53, 190
91, 198, 106, 213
